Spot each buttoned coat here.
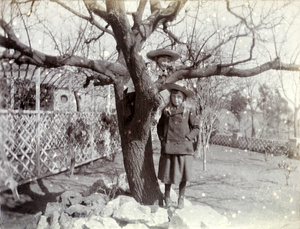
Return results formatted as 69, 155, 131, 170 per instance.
157, 105, 200, 155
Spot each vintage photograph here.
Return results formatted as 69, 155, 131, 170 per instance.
0, 0, 299, 228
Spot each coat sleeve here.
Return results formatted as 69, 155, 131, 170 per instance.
186, 109, 200, 141
157, 112, 166, 141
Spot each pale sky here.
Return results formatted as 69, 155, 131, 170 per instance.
1, 0, 299, 110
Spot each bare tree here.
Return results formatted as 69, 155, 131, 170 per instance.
192, 76, 231, 171
277, 73, 300, 138
1, 0, 300, 205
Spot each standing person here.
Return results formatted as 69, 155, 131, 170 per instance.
157, 81, 200, 209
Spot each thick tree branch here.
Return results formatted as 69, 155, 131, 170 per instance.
83, 0, 109, 21
133, 0, 147, 24
166, 58, 300, 83
0, 19, 128, 83
150, 0, 162, 14
149, 0, 186, 32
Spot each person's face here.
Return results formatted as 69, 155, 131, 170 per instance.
171, 90, 185, 107
156, 55, 172, 70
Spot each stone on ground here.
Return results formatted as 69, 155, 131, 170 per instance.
82, 192, 107, 206
145, 207, 169, 228
122, 223, 149, 229
90, 215, 121, 229
65, 204, 89, 217
49, 211, 60, 229
101, 195, 135, 217
112, 200, 152, 224
44, 202, 64, 216
169, 205, 228, 229
118, 172, 130, 193
58, 190, 82, 207
70, 216, 121, 229
37, 215, 49, 229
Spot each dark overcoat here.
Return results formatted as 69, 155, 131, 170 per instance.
157, 105, 200, 155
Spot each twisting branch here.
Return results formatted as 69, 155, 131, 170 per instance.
0, 19, 128, 79
220, 32, 256, 67
14, 3, 32, 49
166, 57, 300, 84
161, 25, 185, 45
50, 0, 114, 37
150, 0, 186, 32
150, 0, 162, 14
84, 26, 108, 44
226, 0, 253, 31
132, 0, 147, 25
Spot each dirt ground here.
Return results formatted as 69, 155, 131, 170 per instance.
1, 143, 300, 229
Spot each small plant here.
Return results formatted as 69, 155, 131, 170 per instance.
96, 112, 121, 162
106, 167, 121, 200
278, 159, 297, 186
263, 143, 289, 161
65, 118, 89, 177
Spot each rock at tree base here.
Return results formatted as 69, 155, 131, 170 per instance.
58, 190, 82, 207
117, 172, 130, 193
65, 203, 89, 217
169, 205, 228, 229
145, 207, 169, 228
122, 223, 149, 229
101, 195, 134, 217
112, 200, 152, 223
49, 211, 60, 229
70, 216, 120, 229
37, 215, 49, 229
82, 192, 107, 206
44, 202, 64, 217
24, 212, 42, 229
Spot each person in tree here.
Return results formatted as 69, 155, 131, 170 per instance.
123, 49, 181, 123
157, 81, 200, 209
146, 48, 180, 83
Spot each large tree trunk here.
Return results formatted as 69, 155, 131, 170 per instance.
122, 131, 162, 204
114, 85, 163, 205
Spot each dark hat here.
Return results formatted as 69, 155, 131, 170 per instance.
146, 49, 180, 62
163, 82, 194, 98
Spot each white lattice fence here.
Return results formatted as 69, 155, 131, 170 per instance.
0, 110, 115, 191
2, 111, 37, 182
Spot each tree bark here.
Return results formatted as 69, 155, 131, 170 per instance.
122, 132, 162, 204
114, 85, 163, 205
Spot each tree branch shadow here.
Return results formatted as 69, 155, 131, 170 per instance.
2, 179, 64, 215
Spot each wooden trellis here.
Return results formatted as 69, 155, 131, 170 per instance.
0, 110, 113, 191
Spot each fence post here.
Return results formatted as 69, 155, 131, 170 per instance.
35, 68, 41, 177
10, 76, 14, 109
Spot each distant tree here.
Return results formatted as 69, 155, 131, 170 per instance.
228, 90, 247, 130
240, 78, 261, 137
257, 84, 291, 138
278, 73, 300, 138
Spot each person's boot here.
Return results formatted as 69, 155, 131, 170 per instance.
177, 195, 184, 209
165, 192, 171, 208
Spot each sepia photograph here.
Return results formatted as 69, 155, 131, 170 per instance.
0, 0, 299, 228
